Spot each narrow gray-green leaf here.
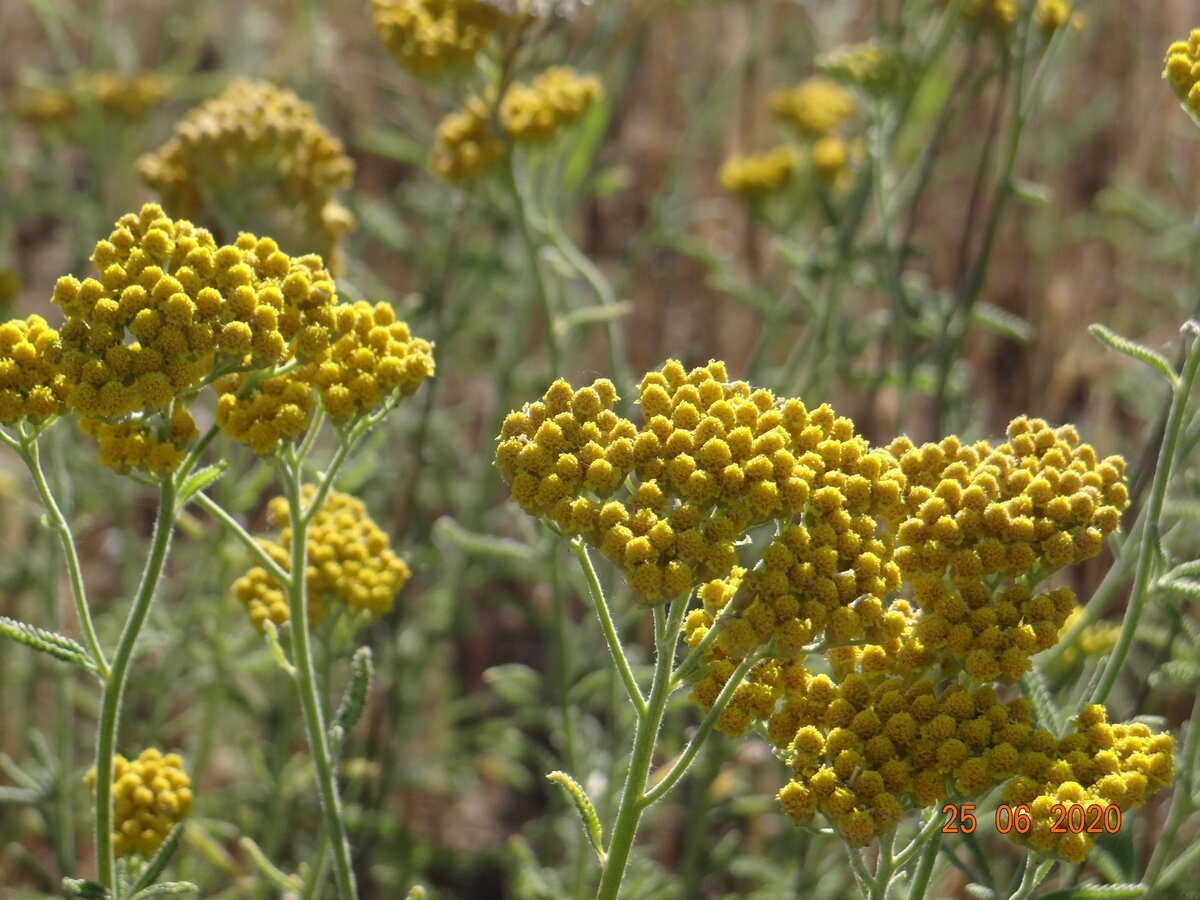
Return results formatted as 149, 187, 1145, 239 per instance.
128, 883, 198, 899
177, 462, 227, 507
0, 617, 95, 671
333, 647, 373, 748
970, 302, 1033, 343
434, 517, 534, 563
1037, 885, 1145, 899
1021, 665, 1061, 734
127, 824, 185, 895
547, 770, 605, 865
62, 878, 112, 899
1088, 324, 1179, 389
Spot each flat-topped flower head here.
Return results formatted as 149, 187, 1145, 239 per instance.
233, 487, 411, 631
0, 315, 68, 427
85, 749, 193, 859
720, 147, 795, 200
372, 0, 511, 77
52, 204, 346, 471
75, 70, 167, 119
1165, 29, 1200, 115
501, 67, 603, 143
138, 80, 354, 267
430, 93, 506, 183
770, 77, 855, 137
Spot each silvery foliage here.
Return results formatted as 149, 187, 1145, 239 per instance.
484, 0, 591, 16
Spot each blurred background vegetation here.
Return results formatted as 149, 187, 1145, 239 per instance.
2, 0, 1199, 897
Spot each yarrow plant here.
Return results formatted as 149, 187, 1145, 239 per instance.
495, 357, 1183, 898
0, 199, 433, 899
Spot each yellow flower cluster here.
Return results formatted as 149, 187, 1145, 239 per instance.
79, 411, 198, 476
215, 373, 315, 456
85, 749, 193, 859
719, 147, 795, 199
75, 70, 167, 119
817, 43, 903, 96
770, 77, 855, 138
501, 67, 603, 142
137, 80, 354, 265
946, 0, 1072, 40
13, 87, 75, 130
429, 93, 506, 183
430, 67, 603, 182
890, 417, 1126, 683
497, 360, 907, 606
1165, 30, 1200, 114
1003, 705, 1174, 863
371, 0, 509, 76
810, 136, 850, 186
303, 301, 435, 421
0, 315, 68, 426
1055, 605, 1121, 668
233, 487, 411, 630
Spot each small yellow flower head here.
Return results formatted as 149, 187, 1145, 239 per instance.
304, 301, 435, 422
54, 204, 342, 471
945, 0, 1016, 34
501, 67, 603, 143
75, 70, 168, 119
1165, 30, 1200, 115
138, 80, 354, 266
810, 136, 849, 185
13, 87, 76, 130
0, 315, 68, 426
817, 43, 905, 96
429, 93, 506, 183
1034, 0, 1071, 38
78, 413, 196, 476
85, 749, 193, 859
372, 0, 510, 77
719, 147, 795, 200
770, 77, 855, 137
215, 373, 316, 455
234, 488, 411, 631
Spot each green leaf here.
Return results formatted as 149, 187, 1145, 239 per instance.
354, 126, 429, 168
1012, 178, 1051, 206
560, 301, 633, 330
1088, 324, 1180, 389
405, 888, 428, 900
546, 771, 605, 865
177, 462, 227, 508
482, 664, 542, 708
127, 824, 185, 896
1157, 576, 1200, 600
332, 647, 373, 748
970, 302, 1033, 343
128, 884, 198, 899
61, 878, 112, 899
963, 886, 995, 900
0, 617, 95, 671
434, 517, 535, 563
1156, 659, 1200, 688
1021, 665, 1061, 734
0, 785, 40, 803
1037, 885, 1145, 899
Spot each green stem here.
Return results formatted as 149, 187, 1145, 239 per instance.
1091, 325, 1200, 704
571, 539, 646, 716
1008, 857, 1053, 900
594, 600, 686, 900
904, 824, 943, 899
282, 462, 358, 900
19, 435, 109, 678
868, 831, 896, 900
191, 491, 291, 585
94, 479, 177, 888
505, 154, 562, 375
641, 652, 758, 807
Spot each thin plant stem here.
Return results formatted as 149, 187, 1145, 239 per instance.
1091, 325, 1200, 704
17, 433, 109, 678
868, 831, 897, 900
641, 651, 758, 807
904, 823, 943, 899
192, 491, 291, 585
571, 538, 646, 715
282, 461, 358, 900
505, 154, 562, 375
1008, 857, 1053, 900
594, 599, 687, 900
93, 479, 177, 888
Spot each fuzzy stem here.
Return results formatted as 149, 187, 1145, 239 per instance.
1091, 325, 1200, 704
594, 600, 687, 900
571, 539, 646, 715
94, 479, 176, 888
282, 463, 358, 899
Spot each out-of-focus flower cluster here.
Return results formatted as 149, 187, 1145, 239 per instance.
371, 0, 511, 77
719, 147, 795, 200
233, 487, 411, 631
770, 77, 855, 139
1054, 605, 1121, 669
2, 203, 433, 475
137, 80, 354, 267
497, 360, 1172, 860
944, 0, 1075, 40
0, 315, 68, 426
85, 749, 193, 859
12, 70, 166, 132
430, 67, 603, 182
1165, 30, 1200, 115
